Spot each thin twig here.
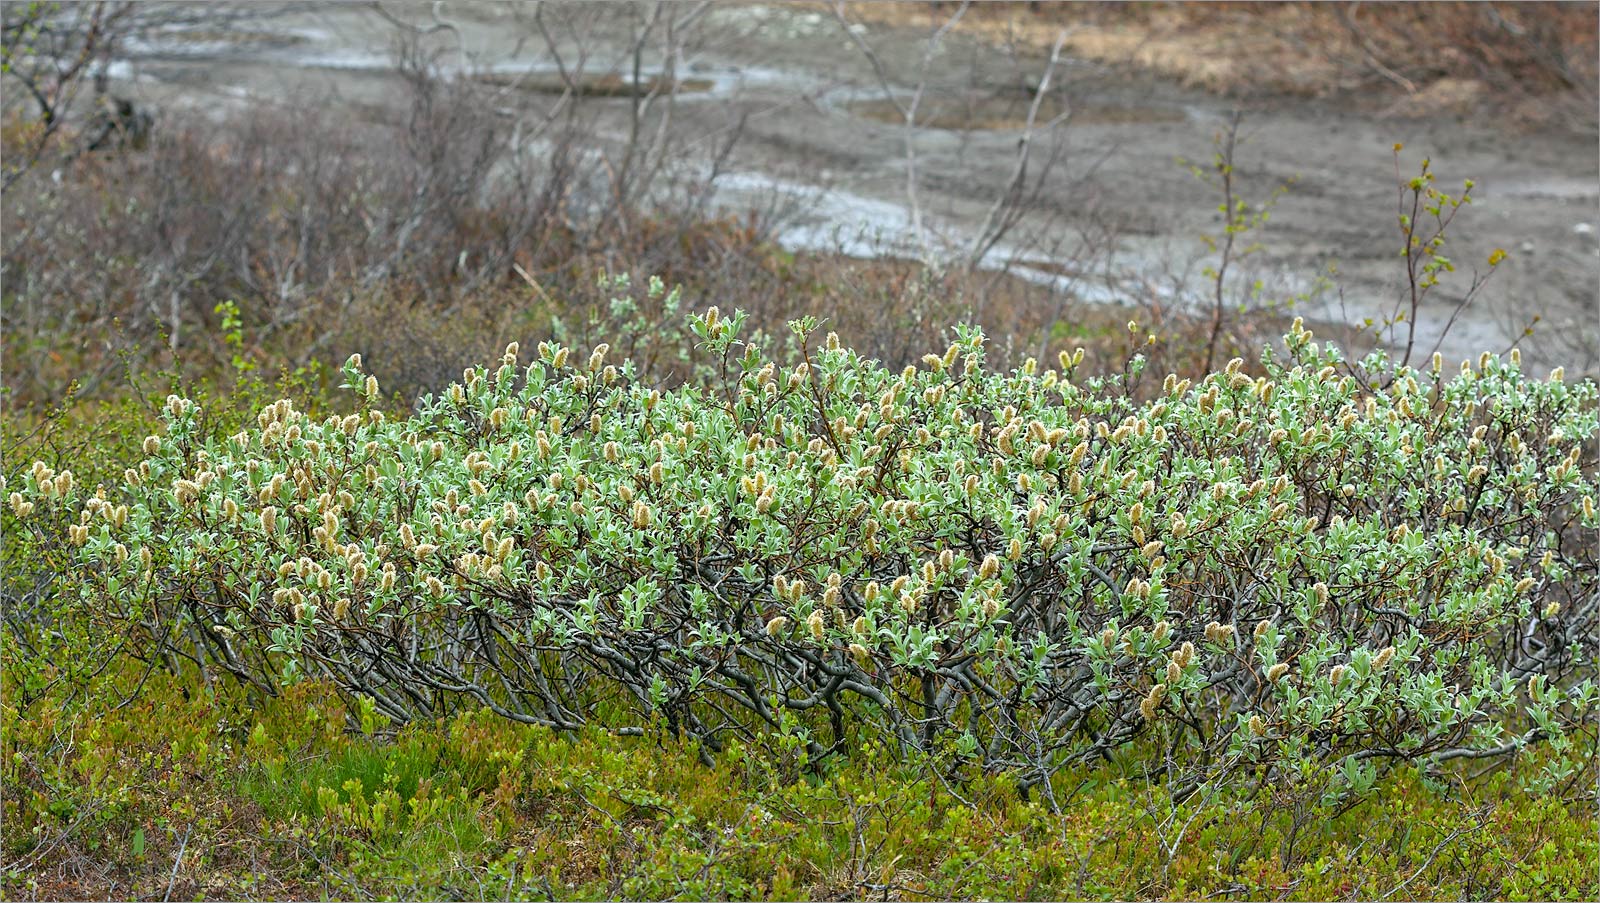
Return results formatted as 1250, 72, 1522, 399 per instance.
163, 824, 192, 903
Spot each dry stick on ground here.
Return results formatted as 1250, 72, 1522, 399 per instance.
1337, 1, 1419, 95
161, 825, 192, 903
1375, 808, 1492, 902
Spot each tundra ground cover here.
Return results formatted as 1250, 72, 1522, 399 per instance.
3, 663, 1595, 901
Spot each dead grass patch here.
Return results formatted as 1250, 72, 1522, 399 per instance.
836, 1, 1598, 131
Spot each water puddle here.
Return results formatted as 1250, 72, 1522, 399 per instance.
710, 170, 1184, 307
712, 171, 925, 260
121, 24, 309, 61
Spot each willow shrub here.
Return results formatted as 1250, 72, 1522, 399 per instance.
7, 310, 1597, 803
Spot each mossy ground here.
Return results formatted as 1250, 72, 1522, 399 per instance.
2, 661, 1594, 902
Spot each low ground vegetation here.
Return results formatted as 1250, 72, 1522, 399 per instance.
3, 663, 1594, 901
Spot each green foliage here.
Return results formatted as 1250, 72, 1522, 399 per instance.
545, 272, 777, 389
1, 359, 345, 719
212, 300, 254, 375
8, 312, 1597, 811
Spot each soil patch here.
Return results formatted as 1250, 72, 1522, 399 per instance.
472, 71, 714, 97
846, 93, 1184, 130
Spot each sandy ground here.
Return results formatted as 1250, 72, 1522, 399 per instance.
105, 1, 1599, 374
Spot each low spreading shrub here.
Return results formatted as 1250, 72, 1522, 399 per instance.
6, 311, 1597, 806
0, 360, 351, 716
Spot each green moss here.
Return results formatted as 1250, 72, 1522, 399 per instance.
3, 665, 1595, 900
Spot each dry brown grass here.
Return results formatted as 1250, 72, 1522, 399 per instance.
838, 1, 1598, 131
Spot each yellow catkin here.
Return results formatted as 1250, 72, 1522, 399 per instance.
1140, 683, 1166, 721
979, 555, 1000, 580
